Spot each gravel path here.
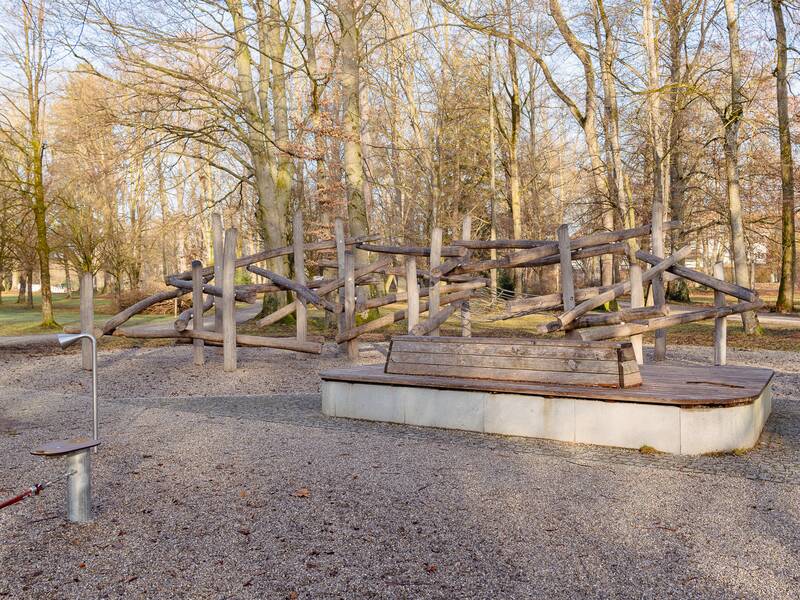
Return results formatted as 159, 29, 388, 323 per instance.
1, 343, 799, 598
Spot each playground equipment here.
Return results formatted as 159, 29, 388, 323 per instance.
0, 335, 101, 522
61, 212, 760, 373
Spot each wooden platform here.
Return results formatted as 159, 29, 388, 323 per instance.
320, 363, 774, 455
322, 363, 773, 408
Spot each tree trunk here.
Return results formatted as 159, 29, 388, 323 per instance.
722, 0, 759, 333
772, 0, 795, 313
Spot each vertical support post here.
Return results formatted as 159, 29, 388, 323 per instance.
557, 224, 575, 311
80, 272, 93, 371
67, 449, 91, 523
714, 261, 727, 366
191, 260, 205, 366
429, 227, 443, 336
405, 257, 419, 333
293, 211, 307, 343
629, 264, 644, 365
212, 213, 224, 333
222, 227, 237, 372
344, 250, 358, 360
460, 215, 472, 337
334, 218, 346, 352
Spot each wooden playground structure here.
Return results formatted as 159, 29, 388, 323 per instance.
68, 210, 762, 376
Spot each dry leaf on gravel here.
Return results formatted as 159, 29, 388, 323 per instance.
292, 488, 310, 498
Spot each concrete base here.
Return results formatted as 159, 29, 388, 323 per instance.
321, 380, 772, 455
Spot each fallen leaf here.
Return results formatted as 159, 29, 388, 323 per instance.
237, 528, 251, 536
425, 564, 438, 573
293, 488, 310, 498
288, 592, 298, 599
78, 563, 86, 569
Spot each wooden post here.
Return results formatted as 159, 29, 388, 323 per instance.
191, 260, 205, 366
80, 272, 93, 371
222, 227, 237, 372
629, 264, 644, 365
293, 211, 307, 343
714, 261, 727, 366
344, 250, 358, 360
460, 216, 472, 337
557, 224, 575, 311
429, 227, 443, 335
334, 218, 346, 352
212, 213, 224, 333
405, 256, 419, 333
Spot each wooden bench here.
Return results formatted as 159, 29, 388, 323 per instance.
385, 336, 641, 388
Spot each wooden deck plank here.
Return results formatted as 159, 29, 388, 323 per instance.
320, 364, 773, 407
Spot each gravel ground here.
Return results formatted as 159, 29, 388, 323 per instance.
1, 342, 799, 599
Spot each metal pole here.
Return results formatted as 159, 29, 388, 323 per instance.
91, 336, 98, 446
66, 450, 92, 523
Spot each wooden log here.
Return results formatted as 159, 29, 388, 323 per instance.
80, 272, 93, 370
450, 220, 681, 276
222, 228, 237, 372
355, 242, 464, 258
257, 257, 392, 327
550, 246, 692, 332
344, 250, 358, 360
714, 262, 727, 366
335, 218, 347, 346
334, 289, 473, 343
246, 265, 336, 312
166, 276, 257, 303
629, 264, 644, 365
410, 302, 459, 336
212, 212, 224, 333
517, 242, 627, 268
460, 216, 472, 337
192, 260, 205, 366
101, 287, 189, 335
493, 285, 617, 320
406, 256, 419, 333
293, 211, 307, 343
113, 327, 322, 354
635, 249, 758, 302
452, 239, 555, 250
557, 224, 575, 312
571, 305, 668, 328
174, 296, 213, 332
575, 300, 764, 341
429, 227, 443, 336
167, 233, 380, 281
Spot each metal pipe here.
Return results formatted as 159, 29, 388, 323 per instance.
56, 333, 98, 447
66, 450, 92, 523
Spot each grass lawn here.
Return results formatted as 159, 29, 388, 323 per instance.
0, 291, 174, 337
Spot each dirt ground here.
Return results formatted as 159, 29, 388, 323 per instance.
1, 342, 799, 599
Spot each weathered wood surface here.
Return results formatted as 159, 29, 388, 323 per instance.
410, 303, 459, 337
428, 228, 443, 335
460, 216, 472, 337
558, 224, 575, 312
166, 276, 273, 304
452, 239, 555, 250
222, 228, 237, 372
167, 234, 380, 281
322, 362, 773, 407
517, 242, 627, 269
575, 300, 764, 341
636, 249, 759, 302
293, 211, 307, 343
174, 296, 214, 332
355, 242, 465, 258
385, 336, 641, 388
714, 262, 727, 366
405, 257, 419, 333
113, 327, 322, 354
493, 285, 618, 320
257, 257, 392, 327
570, 305, 668, 328
191, 260, 205, 365
246, 265, 336, 312
212, 212, 224, 332
547, 246, 692, 332
101, 286, 191, 335
628, 264, 645, 364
